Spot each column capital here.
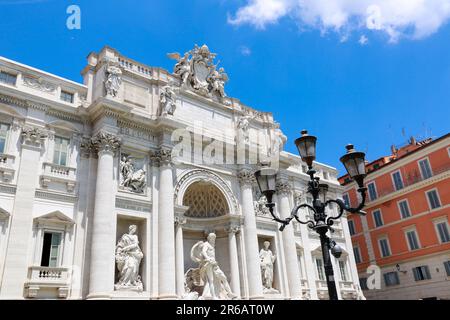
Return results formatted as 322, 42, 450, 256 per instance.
21, 126, 48, 149
174, 215, 187, 226
226, 225, 241, 235
275, 180, 292, 196
91, 131, 121, 155
237, 169, 256, 187
80, 136, 95, 159
150, 148, 172, 167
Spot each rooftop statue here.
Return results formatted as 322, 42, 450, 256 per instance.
168, 44, 229, 103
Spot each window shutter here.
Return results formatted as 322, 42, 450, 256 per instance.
424, 266, 431, 280
413, 268, 419, 281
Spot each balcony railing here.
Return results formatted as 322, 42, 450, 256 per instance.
25, 266, 70, 298
367, 163, 450, 203
0, 153, 15, 181
41, 162, 76, 192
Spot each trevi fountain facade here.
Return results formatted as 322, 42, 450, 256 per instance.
0, 45, 363, 300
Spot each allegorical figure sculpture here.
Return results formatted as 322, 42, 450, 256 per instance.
260, 241, 278, 293
104, 64, 122, 97
159, 85, 177, 116
115, 225, 143, 291
190, 233, 237, 300
119, 156, 146, 193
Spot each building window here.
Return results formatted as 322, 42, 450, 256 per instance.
359, 277, 368, 290
384, 272, 400, 286
418, 158, 433, 180
0, 71, 17, 85
373, 209, 383, 228
379, 238, 391, 257
0, 122, 10, 153
405, 229, 420, 251
367, 182, 377, 201
353, 246, 362, 264
40, 231, 62, 267
392, 171, 404, 191
398, 200, 411, 219
60, 91, 74, 103
342, 193, 350, 207
53, 136, 70, 166
413, 266, 431, 281
444, 261, 450, 277
338, 260, 348, 281
315, 258, 325, 281
435, 221, 450, 243
426, 189, 441, 210
348, 220, 356, 236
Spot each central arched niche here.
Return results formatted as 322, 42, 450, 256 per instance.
183, 181, 229, 218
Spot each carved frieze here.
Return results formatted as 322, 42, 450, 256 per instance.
22, 76, 56, 93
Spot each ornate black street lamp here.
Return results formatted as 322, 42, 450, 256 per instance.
254, 130, 368, 300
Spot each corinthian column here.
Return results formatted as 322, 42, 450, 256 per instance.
237, 169, 263, 299
276, 180, 302, 299
226, 225, 241, 298
174, 216, 186, 297
154, 148, 177, 299
87, 132, 121, 299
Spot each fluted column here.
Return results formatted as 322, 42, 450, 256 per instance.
276, 180, 302, 299
237, 169, 263, 299
174, 216, 186, 297
226, 225, 241, 297
154, 148, 177, 299
87, 132, 121, 299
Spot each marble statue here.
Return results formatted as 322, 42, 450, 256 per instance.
237, 114, 253, 142
167, 44, 229, 100
208, 67, 228, 98
270, 127, 287, 156
119, 156, 146, 193
190, 233, 237, 300
105, 65, 122, 97
115, 225, 143, 291
159, 85, 177, 116
254, 195, 270, 216
171, 52, 191, 86
259, 241, 278, 293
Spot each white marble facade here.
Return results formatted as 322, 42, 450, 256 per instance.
0, 45, 362, 300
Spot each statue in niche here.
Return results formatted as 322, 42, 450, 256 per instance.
259, 241, 278, 294
115, 225, 143, 291
190, 233, 237, 300
119, 155, 146, 193
159, 85, 177, 116
105, 64, 122, 97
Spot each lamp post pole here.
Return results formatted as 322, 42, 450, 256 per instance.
254, 130, 368, 300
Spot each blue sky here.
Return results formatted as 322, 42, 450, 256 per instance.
1, 0, 449, 174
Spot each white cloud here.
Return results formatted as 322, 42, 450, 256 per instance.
359, 35, 368, 45
228, 0, 450, 42
239, 45, 252, 56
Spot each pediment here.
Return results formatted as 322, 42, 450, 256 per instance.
0, 207, 10, 220
34, 210, 74, 225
